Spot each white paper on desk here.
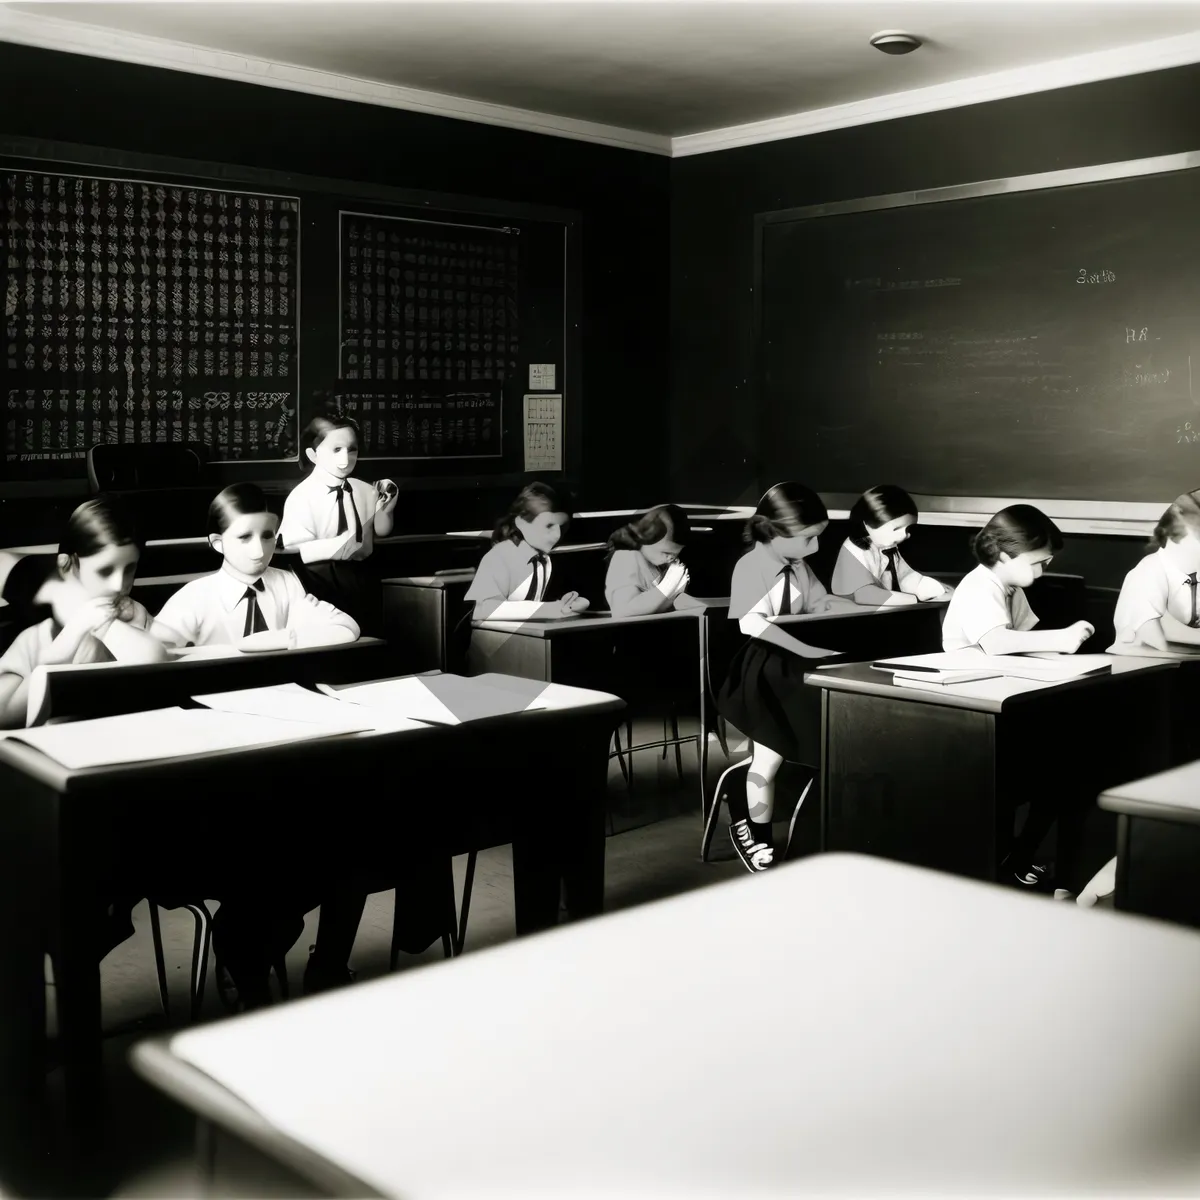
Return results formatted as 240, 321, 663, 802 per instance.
316, 677, 460, 725
0, 706, 359, 769
168, 644, 245, 660
318, 674, 545, 725
192, 683, 380, 732
876, 650, 1111, 682
522, 393, 562, 471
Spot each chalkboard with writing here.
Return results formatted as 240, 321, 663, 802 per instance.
758, 163, 1200, 502
2, 169, 300, 473
337, 211, 513, 459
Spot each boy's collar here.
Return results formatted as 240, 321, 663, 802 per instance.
311, 465, 351, 489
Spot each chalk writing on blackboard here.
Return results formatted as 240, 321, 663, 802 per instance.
338, 387, 501, 460
2, 169, 301, 464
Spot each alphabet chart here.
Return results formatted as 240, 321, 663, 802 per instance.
523, 393, 562, 471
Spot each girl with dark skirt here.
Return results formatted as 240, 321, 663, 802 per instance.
716, 483, 841, 873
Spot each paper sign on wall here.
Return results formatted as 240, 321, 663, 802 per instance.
523, 393, 562, 472
529, 363, 557, 390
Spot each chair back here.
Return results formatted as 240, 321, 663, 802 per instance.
86, 443, 207, 493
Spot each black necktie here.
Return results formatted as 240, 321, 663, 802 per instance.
524, 553, 548, 601
242, 579, 268, 636
882, 547, 900, 592
778, 564, 793, 615
1189, 572, 1198, 628
329, 483, 363, 543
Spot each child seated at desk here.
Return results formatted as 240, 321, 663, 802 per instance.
604, 504, 707, 618
278, 412, 399, 638
831, 485, 951, 607
152, 483, 368, 1008
1111, 489, 1200, 655
0, 495, 167, 731
941, 504, 1094, 893
716, 483, 840, 874
466, 482, 591, 623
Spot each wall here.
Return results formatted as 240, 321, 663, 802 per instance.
670, 63, 1200, 585
0, 41, 670, 541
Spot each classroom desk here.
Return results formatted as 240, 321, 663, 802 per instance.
24, 637, 390, 725
807, 656, 1176, 892
1099, 759, 1200, 931
468, 607, 709, 812
0, 673, 624, 1196
129, 853, 1200, 1199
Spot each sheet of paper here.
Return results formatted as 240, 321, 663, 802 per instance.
529, 363, 556, 389
523, 393, 562, 471
0, 707, 359, 770
318, 674, 545, 725
893, 674, 1056, 701
192, 683, 380, 732
876, 650, 1111, 682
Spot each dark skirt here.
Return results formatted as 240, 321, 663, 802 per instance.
716, 638, 822, 767
292, 558, 383, 640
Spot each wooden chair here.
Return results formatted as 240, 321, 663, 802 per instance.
85, 442, 208, 492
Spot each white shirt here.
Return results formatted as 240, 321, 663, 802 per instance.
830, 539, 915, 597
604, 549, 668, 612
941, 564, 1037, 652
1113, 548, 1200, 638
0, 601, 153, 680
728, 542, 828, 620
465, 539, 554, 606
279, 468, 377, 563
152, 566, 359, 647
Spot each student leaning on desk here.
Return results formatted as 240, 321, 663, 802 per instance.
603, 504, 708, 617
0, 495, 167, 731
465, 482, 591, 622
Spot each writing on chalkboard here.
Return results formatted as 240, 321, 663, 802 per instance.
1077, 268, 1116, 284
1177, 422, 1199, 445
1126, 327, 1149, 342
2, 168, 301, 466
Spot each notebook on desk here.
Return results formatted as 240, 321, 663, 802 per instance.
873, 651, 1113, 684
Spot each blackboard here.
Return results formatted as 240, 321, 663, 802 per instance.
337, 211, 514, 459
2, 168, 300, 471
757, 159, 1200, 503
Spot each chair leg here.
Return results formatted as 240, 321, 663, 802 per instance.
185, 903, 213, 1022
671, 710, 684, 780
148, 903, 171, 1019
390, 890, 403, 972
703, 758, 752, 862
626, 719, 634, 790
456, 851, 477, 956
273, 959, 289, 1001
662, 715, 670, 760
442, 860, 457, 960
716, 715, 730, 760
611, 728, 629, 783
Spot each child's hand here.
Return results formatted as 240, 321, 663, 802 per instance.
656, 561, 688, 599
1128, 619, 1169, 651
66, 595, 121, 638
914, 576, 945, 602
560, 592, 590, 615
1054, 620, 1095, 653
110, 593, 137, 623
374, 479, 399, 515
888, 591, 919, 606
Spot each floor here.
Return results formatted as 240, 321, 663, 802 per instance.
48, 721, 750, 1198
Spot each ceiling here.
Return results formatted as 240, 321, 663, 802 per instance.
4, 1, 1200, 152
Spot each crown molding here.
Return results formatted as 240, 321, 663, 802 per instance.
670, 29, 1200, 157
0, 4, 672, 157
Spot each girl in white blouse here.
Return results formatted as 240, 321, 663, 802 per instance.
465, 482, 590, 623
831, 485, 950, 607
716, 483, 841, 873
603, 504, 706, 617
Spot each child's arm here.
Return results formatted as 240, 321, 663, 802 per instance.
850, 583, 918, 607
472, 597, 573, 622
739, 612, 838, 660
245, 578, 360, 650
609, 586, 674, 618
898, 572, 950, 601
95, 599, 168, 664
673, 592, 708, 611
373, 485, 398, 539
279, 497, 358, 563
1158, 611, 1200, 646
978, 622, 1092, 655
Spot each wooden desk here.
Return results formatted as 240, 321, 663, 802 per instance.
469, 608, 709, 813
1100, 760, 1200, 931
0, 672, 622, 1196
808, 657, 1176, 891
130, 853, 1200, 1199
25, 637, 390, 726
381, 574, 475, 674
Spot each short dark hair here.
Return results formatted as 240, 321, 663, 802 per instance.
301, 411, 360, 473
606, 504, 691, 560
1149, 490, 1200, 554
59, 494, 144, 560
847, 485, 919, 549
207, 483, 275, 538
744, 482, 828, 545
972, 504, 1062, 567
492, 482, 572, 544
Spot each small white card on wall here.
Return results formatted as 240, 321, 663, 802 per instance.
523, 393, 562, 472
529, 363, 556, 390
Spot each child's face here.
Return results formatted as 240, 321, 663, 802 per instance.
307, 427, 358, 479
516, 510, 568, 554
641, 537, 683, 568
212, 512, 278, 578
996, 548, 1054, 588
774, 521, 827, 560
70, 541, 140, 599
1173, 530, 1200, 572
867, 514, 915, 549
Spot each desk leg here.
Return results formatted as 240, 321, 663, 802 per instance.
698, 617, 709, 823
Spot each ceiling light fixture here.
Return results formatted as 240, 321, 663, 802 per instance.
869, 31, 923, 55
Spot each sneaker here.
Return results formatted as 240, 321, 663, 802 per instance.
730, 819, 774, 873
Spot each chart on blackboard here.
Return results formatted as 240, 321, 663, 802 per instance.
759, 161, 1200, 503
338, 210, 515, 458
2, 169, 301, 469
